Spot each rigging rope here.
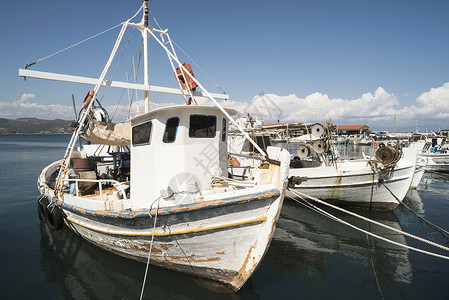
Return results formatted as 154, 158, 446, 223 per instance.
287, 188, 449, 259
147, 8, 227, 95
99, 27, 136, 104
24, 23, 123, 69
24, 4, 143, 69
172, 40, 227, 95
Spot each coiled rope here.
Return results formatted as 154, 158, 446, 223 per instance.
287, 188, 449, 260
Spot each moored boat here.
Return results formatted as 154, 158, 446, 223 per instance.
287, 147, 417, 210
410, 138, 449, 173
25, 1, 291, 291
229, 122, 417, 210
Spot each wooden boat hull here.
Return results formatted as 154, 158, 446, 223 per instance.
39, 173, 286, 291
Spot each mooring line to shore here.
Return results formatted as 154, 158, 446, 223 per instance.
380, 181, 449, 240
287, 188, 449, 260
140, 197, 161, 300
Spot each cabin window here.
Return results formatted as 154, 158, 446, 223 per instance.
163, 117, 180, 143
132, 121, 152, 146
189, 115, 216, 138
222, 118, 227, 142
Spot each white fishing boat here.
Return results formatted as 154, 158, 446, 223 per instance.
287, 147, 417, 210
410, 138, 449, 173
230, 123, 417, 211
23, 1, 291, 291
410, 157, 426, 189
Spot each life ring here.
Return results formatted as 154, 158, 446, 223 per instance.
44, 204, 64, 231
37, 197, 49, 221
372, 142, 379, 149
82, 90, 95, 109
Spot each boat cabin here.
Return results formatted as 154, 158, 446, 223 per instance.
130, 105, 236, 208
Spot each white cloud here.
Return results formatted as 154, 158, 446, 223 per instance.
3, 82, 449, 131
219, 83, 449, 130
0, 94, 176, 121
0, 93, 73, 119
220, 87, 400, 125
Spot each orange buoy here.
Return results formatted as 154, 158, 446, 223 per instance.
175, 63, 198, 91
372, 142, 379, 149
229, 156, 240, 167
83, 90, 95, 109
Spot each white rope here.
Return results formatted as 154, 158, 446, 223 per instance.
25, 4, 143, 68
145, 27, 267, 157
288, 188, 449, 259
172, 40, 227, 94
148, 8, 226, 95
27, 24, 122, 67
139, 196, 161, 300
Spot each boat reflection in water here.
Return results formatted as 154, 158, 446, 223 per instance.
39, 223, 249, 298
265, 198, 412, 287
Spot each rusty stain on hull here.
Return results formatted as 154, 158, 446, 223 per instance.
75, 228, 222, 264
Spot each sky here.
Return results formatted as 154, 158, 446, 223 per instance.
1, 0, 449, 132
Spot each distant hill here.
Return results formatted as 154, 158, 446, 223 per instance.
0, 118, 72, 134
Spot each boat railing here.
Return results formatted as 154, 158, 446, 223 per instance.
62, 178, 129, 200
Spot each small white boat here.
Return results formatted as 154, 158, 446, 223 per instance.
331, 136, 349, 145
353, 137, 373, 146
287, 147, 417, 211
410, 157, 426, 189
410, 138, 449, 173
25, 1, 291, 291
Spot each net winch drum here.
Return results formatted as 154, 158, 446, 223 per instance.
311, 123, 324, 138
312, 139, 328, 154
297, 144, 314, 158
375, 146, 400, 165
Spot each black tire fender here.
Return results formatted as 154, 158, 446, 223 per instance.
37, 197, 49, 221
44, 204, 64, 231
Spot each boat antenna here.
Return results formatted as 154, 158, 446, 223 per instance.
71, 94, 77, 121
142, 0, 150, 113
144, 0, 149, 28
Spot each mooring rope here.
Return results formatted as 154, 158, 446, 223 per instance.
139, 196, 161, 300
366, 234, 385, 300
380, 181, 449, 240
287, 188, 449, 259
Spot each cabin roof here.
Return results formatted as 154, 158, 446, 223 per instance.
258, 122, 305, 130
131, 105, 237, 125
336, 124, 369, 130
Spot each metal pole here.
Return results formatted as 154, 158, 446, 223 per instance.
143, 1, 150, 113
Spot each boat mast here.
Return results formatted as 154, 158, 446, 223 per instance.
143, 0, 150, 113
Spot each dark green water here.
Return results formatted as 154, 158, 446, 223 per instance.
1, 135, 448, 299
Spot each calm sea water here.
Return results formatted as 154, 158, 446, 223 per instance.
1, 135, 448, 299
